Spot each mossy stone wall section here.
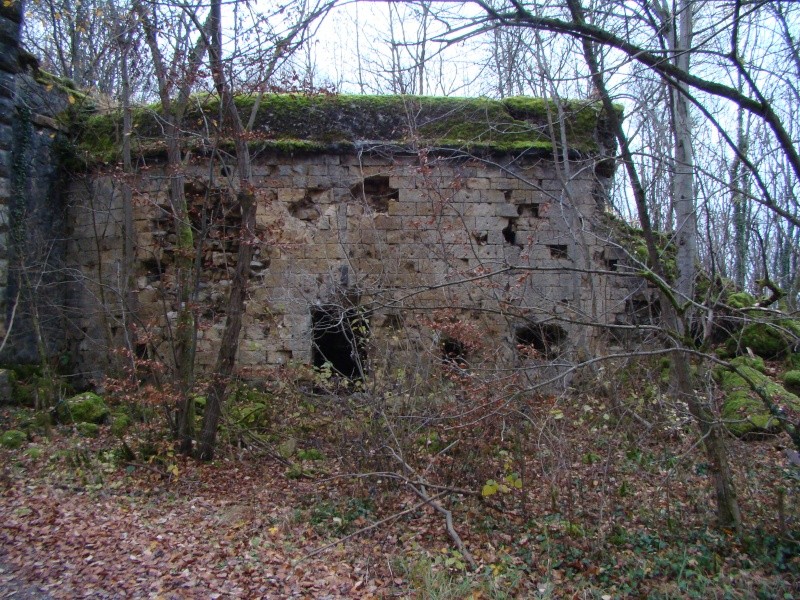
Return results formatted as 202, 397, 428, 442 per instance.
68, 147, 644, 379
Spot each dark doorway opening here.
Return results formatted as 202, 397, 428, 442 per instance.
311, 305, 367, 379
515, 323, 567, 359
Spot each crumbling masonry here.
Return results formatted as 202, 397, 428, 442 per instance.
65, 96, 647, 383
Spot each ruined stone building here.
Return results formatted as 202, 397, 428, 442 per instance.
1, 2, 648, 383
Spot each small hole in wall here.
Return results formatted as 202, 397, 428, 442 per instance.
548, 244, 569, 259
311, 305, 367, 380
515, 323, 567, 359
503, 190, 512, 201
289, 194, 321, 222
220, 165, 233, 178
517, 203, 539, 218
441, 338, 467, 368
626, 295, 661, 325
606, 259, 619, 271
502, 220, 517, 245
351, 175, 399, 213
141, 258, 163, 283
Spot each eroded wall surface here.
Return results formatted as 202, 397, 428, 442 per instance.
1, 2, 71, 364
68, 148, 646, 381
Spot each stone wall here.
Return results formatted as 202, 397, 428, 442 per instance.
0, 0, 71, 365
67, 142, 646, 382
0, 1, 22, 334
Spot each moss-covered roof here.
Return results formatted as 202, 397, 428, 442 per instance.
76, 93, 617, 164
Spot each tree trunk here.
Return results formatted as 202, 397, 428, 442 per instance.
197, 187, 255, 460
568, 0, 741, 532
196, 0, 255, 460
664, 0, 741, 532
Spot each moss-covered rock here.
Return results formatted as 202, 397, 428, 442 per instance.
56, 392, 109, 424
727, 292, 756, 309
731, 355, 766, 373
731, 323, 790, 359
1, 430, 27, 449
715, 361, 800, 437
76, 422, 100, 438
784, 370, 800, 395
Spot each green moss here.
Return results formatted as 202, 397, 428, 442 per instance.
56, 392, 109, 424
730, 355, 766, 373
780, 319, 800, 339
715, 362, 800, 437
1, 430, 27, 449
784, 370, 800, 395
727, 292, 755, 309
76, 94, 613, 163
735, 323, 790, 359
24, 445, 43, 460
600, 214, 677, 281
34, 69, 79, 93
110, 412, 132, 437
76, 422, 100, 438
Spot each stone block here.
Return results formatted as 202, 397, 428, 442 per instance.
277, 188, 306, 203
0, 72, 14, 100
389, 176, 416, 189
496, 203, 519, 218
373, 214, 402, 230
465, 178, 491, 190
307, 164, 330, 176
306, 175, 334, 189
387, 201, 417, 217
399, 188, 433, 203
462, 203, 495, 217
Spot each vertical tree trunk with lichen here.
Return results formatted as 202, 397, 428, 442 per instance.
196, 0, 254, 460
133, 0, 207, 453
667, 0, 741, 531
195, 0, 326, 460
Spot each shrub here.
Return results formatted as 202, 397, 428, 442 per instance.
1, 430, 27, 449
110, 412, 132, 437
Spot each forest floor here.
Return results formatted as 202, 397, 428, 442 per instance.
1, 394, 799, 599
